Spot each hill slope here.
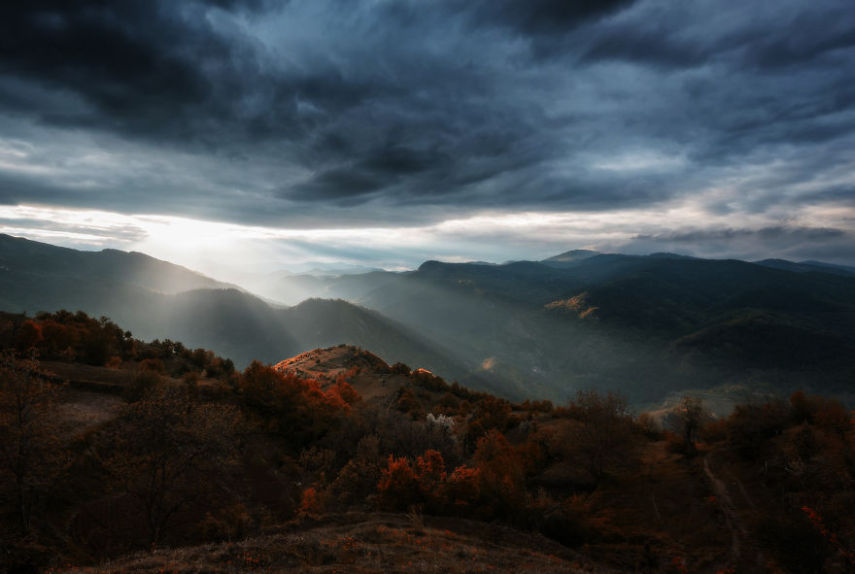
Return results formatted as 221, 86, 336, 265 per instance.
0, 235, 470, 383
64, 513, 598, 573
252, 252, 855, 402
0, 233, 229, 295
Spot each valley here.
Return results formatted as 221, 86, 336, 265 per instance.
4, 234, 853, 407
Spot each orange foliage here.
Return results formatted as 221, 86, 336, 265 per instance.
472, 430, 525, 519
377, 450, 488, 515
415, 450, 446, 494
298, 487, 323, 518
443, 465, 481, 511
238, 362, 355, 446
332, 380, 360, 406
377, 456, 420, 510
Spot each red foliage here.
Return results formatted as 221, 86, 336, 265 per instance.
443, 465, 481, 511
331, 380, 360, 406
377, 449, 489, 515
377, 456, 420, 510
472, 430, 525, 519
298, 487, 322, 518
239, 362, 354, 445
415, 450, 446, 495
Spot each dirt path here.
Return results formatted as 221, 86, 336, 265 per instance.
704, 453, 749, 567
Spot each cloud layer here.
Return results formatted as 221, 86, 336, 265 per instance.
1, 0, 854, 266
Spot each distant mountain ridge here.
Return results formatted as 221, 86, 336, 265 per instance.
754, 258, 855, 277
0, 234, 475, 387
543, 249, 600, 264
246, 248, 855, 402
0, 233, 230, 294
3, 233, 854, 404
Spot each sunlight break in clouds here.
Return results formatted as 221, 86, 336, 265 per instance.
4, 200, 854, 285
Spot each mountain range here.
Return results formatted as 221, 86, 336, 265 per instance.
2, 233, 854, 404
0, 234, 476, 389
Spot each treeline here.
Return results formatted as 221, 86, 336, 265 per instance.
1, 312, 854, 572
0, 310, 235, 379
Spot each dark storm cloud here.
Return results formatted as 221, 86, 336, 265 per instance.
0, 0, 273, 148
582, 28, 707, 69
806, 186, 855, 207
378, 0, 636, 38
582, 1, 855, 71
290, 144, 452, 201
0, 0, 853, 248
467, 0, 637, 37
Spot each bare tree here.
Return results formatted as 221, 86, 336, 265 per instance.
559, 390, 637, 482
0, 352, 66, 533
677, 395, 704, 453
102, 384, 241, 546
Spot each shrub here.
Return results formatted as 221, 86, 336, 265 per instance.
124, 371, 161, 403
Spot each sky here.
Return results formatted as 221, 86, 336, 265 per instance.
1, 0, 854, 280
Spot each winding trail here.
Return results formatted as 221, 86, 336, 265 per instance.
703, 453, 749, 567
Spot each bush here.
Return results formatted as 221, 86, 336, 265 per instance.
727, 400, 790, 459
124, 371, 161, 403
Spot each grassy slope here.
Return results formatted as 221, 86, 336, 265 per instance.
53, 513, 605, 574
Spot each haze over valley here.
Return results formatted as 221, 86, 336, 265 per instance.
3, 233, 854, 409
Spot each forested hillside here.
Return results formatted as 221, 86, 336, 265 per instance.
1, 312, 854, 573
3, 234, 855, 405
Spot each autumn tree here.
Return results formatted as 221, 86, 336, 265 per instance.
442, 465, 481, 514
238, 362, 351, 448
472, 430, 525, 519
377, 449, 455, 513
463, 395, 514, 453
377, 455, 420, 510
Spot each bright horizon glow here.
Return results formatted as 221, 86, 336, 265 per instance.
1, 0, 853, 284
2, 202, 855, 286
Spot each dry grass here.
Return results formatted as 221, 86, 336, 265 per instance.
42, 361, 139, 389
273, 345, 411, 402
47, 513, 611, 574
57, 389, 124, 431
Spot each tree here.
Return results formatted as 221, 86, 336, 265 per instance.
377, 450, 451, 513
330, 435, 382, 507
0, 352, 66, 534
238, 361, 349, 448
472, 430, 524, 519
677, 396, 704, 454
377, 455, 420, 510
557, 390, 637, 482
101, 384, 241, 546
727, 399, 790, 459
13, 321, 42, 354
